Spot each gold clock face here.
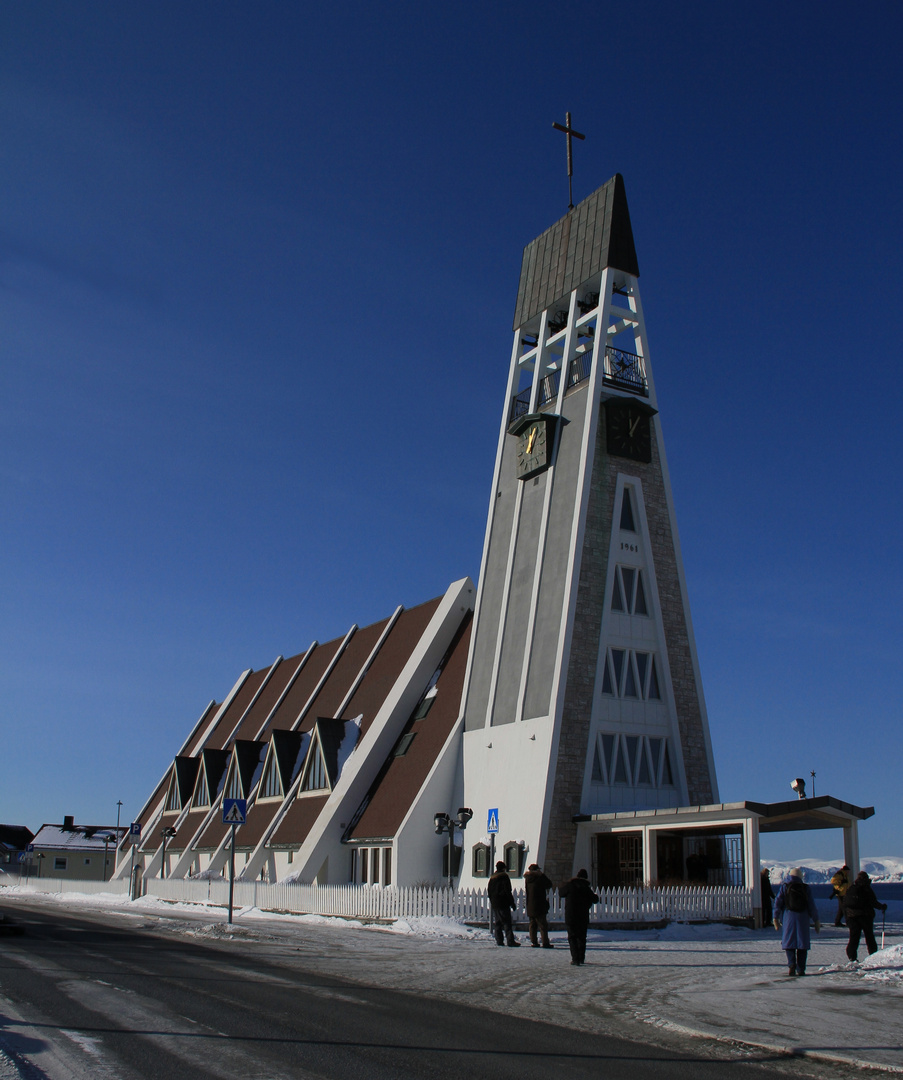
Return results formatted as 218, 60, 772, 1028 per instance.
516, 421, 549, 479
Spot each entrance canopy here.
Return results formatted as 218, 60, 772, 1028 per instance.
573, 795, 874, 926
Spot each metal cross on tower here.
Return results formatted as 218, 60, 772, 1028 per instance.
552, 112, 585, 210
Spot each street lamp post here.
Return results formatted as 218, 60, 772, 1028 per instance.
434, 807, 473, 890
160, 827, 177, 878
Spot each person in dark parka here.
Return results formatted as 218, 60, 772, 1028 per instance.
558, 868, 598, 966
524, 863, 554, 949
487, 861, 520, 947
843, 871, 887, 962
760, 867, 775, 927
773, 867, 820, 976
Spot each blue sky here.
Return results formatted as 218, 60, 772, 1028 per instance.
2, 2, 901, 861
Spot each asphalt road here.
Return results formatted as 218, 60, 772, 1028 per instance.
0, 899, 867, 1080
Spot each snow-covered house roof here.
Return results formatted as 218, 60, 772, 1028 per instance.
32, 823, 126, 852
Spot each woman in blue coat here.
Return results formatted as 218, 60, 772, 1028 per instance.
773, 867, 821, 976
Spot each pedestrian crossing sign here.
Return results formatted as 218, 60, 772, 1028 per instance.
487, 808, 499, 833
222, 798, 247, 825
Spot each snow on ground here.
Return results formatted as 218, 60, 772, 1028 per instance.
2, 883, 902, 1073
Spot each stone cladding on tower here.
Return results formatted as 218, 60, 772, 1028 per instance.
542, 408, 714, 885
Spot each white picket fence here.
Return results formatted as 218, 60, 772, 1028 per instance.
5, 877, 751, 923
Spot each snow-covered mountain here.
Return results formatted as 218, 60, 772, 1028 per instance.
764, 857, 903, 883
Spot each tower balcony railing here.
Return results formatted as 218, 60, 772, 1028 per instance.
602, 345, 648, 396
509, 343, 647, 422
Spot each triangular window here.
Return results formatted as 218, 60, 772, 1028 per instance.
164, 773, 181, 812
601, 653, 614, 695
620, 488, 636, 532
621, 568, 636, 610
613, 739, 629, 784
601, 733, 616, 778
662, 743, 674, 785
624, 736, 639, 782
635, 651, 648, 691
192, 769, 210, 808
634, 573, 648, 615
610, 649, 625, 694
224, 761, 242, 800
301, 740, 328, 792
637, 740, 652, 784
623, 655, 638, 698
591, 743, 604, 782
649, 738, 663, 779
611, 573, 625, 612
259, 749, 283, 800
648, 657, 661, 700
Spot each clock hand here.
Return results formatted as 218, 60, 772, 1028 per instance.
526, 428, 537, 454
628, 415, 641, 437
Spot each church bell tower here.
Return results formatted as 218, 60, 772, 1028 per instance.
460, 175, 718, 885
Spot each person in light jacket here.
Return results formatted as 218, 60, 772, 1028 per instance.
773, 867, 820, 976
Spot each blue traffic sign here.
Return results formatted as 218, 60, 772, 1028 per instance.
130, 822, 142, 836
487, 808, 499, 834
223, 798, 247, 825
26, 843, 34, 851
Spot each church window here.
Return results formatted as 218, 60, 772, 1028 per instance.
624, 736, 639, 781
165, 776, 181, 813
613, 740, 630, 784
601, 654, 614, 695
611, 566, 649, 615
635, 651, 648, 691
637, 741, 653, 784
601, 733, 616, 779
634, 573, 648, 615
224, 763, 242, 800
661, 742, 674, 785
601, 648, 661, 700
611, 574, 625, 612
384, 848, 392, 886
503, 841, 524, 877
193, 771, 210, 808
360, 848, 368, 883
472, 843, 490, 877
591, 744, 604, 782
393, 732, 416, 757
620, 487, 636, 532
412, 696, 435, 720
623, 657, 639, 698
259, 752, 283, 800
593, 733, 675, 789
371, 847, 381, 884
302, 746, 327, 792
610, 649, 625, 692
648, 657, 661, 700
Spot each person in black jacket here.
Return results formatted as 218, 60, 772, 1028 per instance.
558, 868, 598, 966
760, 867, 775, 927
524, 863, 554, 949
487, 861, 520, 947
843, 870, 887, 962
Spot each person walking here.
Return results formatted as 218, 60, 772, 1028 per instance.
760, 867, 775, 927
831, 865, 851, 927
843, 870, 887, 962
524, 862, 554, 949
558, 868, 598, 966
773, 867, 820, 976
487, 861, 520, 947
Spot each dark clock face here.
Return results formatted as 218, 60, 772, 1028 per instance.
516, 420, 549, 479
605, 399, 653, 463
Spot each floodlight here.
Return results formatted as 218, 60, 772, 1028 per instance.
790, 778, 806, 799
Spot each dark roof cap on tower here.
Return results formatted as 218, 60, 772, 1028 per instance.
513, 173, 639, 330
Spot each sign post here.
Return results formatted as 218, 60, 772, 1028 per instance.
222, 799, 247, 925
487, 809, 499, 937
129, 823, 141, 899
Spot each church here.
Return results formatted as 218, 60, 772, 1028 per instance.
114, 175, 869, 899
